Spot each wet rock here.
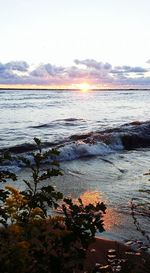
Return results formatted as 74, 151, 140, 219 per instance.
112, 265, 122, 272
139, 246, 148, 251
136, 240, 143, 245
90, 248, 96, 253
107, 249, 116, 254
99, 265, 112, 272
125, 240, 133, 246
107, 255, 117, 259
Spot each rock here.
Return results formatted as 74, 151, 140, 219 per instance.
90, 248, 96, 253
113, 265, 122, 272
125, 241, 133, 246
136, 240, 143, 245
95, 263, 102, 268
99, 265, 112, 272
107, 254, 117, 259
139, 246, 148, 251
107, 249, 116, 254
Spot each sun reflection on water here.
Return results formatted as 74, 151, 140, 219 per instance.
77, 191, 122, 231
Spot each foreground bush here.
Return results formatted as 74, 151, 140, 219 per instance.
0, 138, 106, 273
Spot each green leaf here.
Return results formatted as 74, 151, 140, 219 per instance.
34, 137, 41, 147
0, 171, 17, 182
50, 148, 60, 156
0, 189, 10, 201
34, 137, 42, 153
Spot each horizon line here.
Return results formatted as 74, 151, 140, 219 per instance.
0, 87, 150, 91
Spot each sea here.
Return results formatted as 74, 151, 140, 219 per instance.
0, 89, 150, 243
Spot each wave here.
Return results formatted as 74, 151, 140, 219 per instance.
31, 123, 56, 129
56, 120, 150, 160
61, 120, 149, 160
59, 141, 112, 161
53, 118, 86, 124
1, 120, 150, 168
70, 120, 150, 150
30, 118, 86, 129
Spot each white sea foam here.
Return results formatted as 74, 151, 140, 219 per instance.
59, 140, 123, 161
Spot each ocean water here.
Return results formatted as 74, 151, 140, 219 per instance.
0, 89, 150, 242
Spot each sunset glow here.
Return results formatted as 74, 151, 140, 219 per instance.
0, 1, 150, 89
79, 83, 91, 92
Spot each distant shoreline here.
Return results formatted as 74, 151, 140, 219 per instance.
0, 88, 150, 91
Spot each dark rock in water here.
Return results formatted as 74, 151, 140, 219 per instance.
1, 141, 56, 155
130, 121, 141, 126
69, 120, 150, 151
70, 133, 91, 141
121, 134, 150, 150
5, 143, 37, 154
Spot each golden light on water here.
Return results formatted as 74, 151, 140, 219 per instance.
77, 191, 122, 231
79, 191, 102, 205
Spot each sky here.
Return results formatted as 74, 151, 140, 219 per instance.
0, 0, 150, 89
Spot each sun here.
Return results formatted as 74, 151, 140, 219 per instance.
79, 83, 91, 92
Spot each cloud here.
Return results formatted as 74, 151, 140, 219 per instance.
0, 63, 19, 83
111, 66, 147, 74
0, 61, 29, 84
146, 59, 150, 64
74, 59, 112, 70
5, 61, 29, 72
0, 59, 150, 88
31, 63, 65, 77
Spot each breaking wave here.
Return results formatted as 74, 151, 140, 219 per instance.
1, 120, 150, 170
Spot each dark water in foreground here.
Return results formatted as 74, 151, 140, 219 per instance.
0, 89, 150, 242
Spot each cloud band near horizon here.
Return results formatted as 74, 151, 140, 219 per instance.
0, 59, 150, 89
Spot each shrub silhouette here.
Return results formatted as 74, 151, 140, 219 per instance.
0, 138, 106, 273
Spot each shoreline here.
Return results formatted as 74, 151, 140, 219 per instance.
84, 237, 150, 272
86, 237, 130, 268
